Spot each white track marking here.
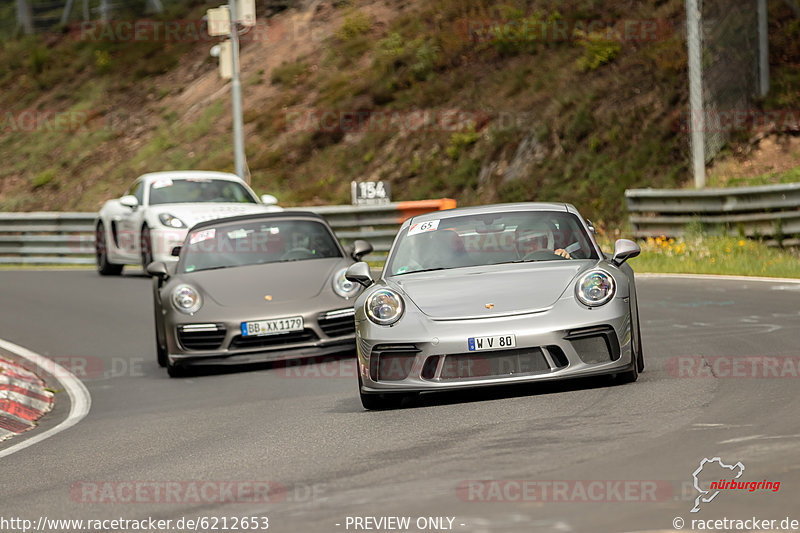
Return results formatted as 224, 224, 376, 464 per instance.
638, 273, 800, 283
0, 338, 91, 458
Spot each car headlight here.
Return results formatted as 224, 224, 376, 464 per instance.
365, 288, 404, 325
158, 213, 187, 228
332, 267, 359, 299
172, 284, 202, 314
576, 270, 615, 307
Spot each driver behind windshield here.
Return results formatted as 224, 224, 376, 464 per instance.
518, 223, 572, 259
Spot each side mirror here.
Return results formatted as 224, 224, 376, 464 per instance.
612, 239, 640, 266
351, 239, 373, 261
345, 262, 373, 288
146, 261, 169, 280
171, 246, 182, 257
261, 194, 278, 206
120, 195, 139, 209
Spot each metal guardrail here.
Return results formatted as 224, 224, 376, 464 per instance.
0, 199, 457, 266
625, 183, 800, 247
0, 213, 96, 265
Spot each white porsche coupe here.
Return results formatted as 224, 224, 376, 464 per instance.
95, 171, 281, 275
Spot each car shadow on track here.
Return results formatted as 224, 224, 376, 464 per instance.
330, 374, 633, 413
165, 352, 355, 379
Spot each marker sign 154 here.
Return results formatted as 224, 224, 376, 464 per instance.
351, 181, 391, 205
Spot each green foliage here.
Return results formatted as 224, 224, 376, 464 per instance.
271, 61, 308, 86
374, 33, 440, 85
575, 31, 621, 71
94, 49, 111, 73
609, 233, 800, 279
31, 168, 57, 189
28, 45, 49, 75
565, 104, 594, 146
335, 11, 373, 41
445, 127, 480, 160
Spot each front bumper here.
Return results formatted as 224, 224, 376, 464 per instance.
356, 297, 634, 393
165, 308, 356, 366
150, 227, 187, 264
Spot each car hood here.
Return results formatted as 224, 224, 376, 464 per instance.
150, 203, 282, 228
183, 258, 347, 307
389, 262, 591, 319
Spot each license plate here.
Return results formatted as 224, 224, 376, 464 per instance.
241, 316, 303, 337
468, 334, 516, 351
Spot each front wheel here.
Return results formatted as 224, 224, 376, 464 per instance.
616, 303, 641, 384
96, 222, 123, 276
358, 373, 406, 410
154, 312, 167, 368
634, 300, 644, 373
166, 360, 187, 378
141, 225, 154, 271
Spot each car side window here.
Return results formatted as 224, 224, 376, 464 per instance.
127, 181, 144, 204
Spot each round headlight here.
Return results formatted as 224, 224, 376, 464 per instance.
366, 288, 404, 325
172, 284, 202, 314
576, 270, 615, 307
158, 213, 187, 228
332, 267, 359, 299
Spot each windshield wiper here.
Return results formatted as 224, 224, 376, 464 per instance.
492, 259, 538, 265
189, 265, 229, 272
396, 267, 449, 275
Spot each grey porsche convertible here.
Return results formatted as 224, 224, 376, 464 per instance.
147, 212, 372, 377
345, 203, 643, 409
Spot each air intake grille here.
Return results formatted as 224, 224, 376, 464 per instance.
318, 312, 355, 338
177, 325, 226, 351
230, 330, 318, 350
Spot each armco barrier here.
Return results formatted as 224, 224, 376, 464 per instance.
625, 183, 800, 247
0, 212, 96, 265
0, 199, 456, 266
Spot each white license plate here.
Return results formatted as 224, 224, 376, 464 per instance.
241, 316, 303, 337
468, 334, 516, 351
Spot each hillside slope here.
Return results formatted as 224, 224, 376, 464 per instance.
0, 0, 798, 228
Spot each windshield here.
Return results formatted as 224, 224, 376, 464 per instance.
180, 219, 342, 273
148, 177, 257, 205
386, 210, 598, 276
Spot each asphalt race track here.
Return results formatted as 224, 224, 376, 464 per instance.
1, 270, 799, 533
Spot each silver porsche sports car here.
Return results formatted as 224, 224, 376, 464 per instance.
345, 203, 643, 409
147, 212, 372, 377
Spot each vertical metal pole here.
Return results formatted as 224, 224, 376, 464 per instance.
61, 0, 76, 25
686, 0, 706, 188
16, 0, 34, 34
82, 0, 89, 21
229, 0, 247, 182
757, 0, 769, 97
147, 0, 164, 14
99, 0, 110, 21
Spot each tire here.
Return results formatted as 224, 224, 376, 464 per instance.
616, 303, 640, 384
358, 373, 405, 410
154, 312, 167, 368
141, 225, 153, 271
96, 222, 123, 276
166, 360, 186, 378
634, 300, 645, 373
156, 338, 167, 368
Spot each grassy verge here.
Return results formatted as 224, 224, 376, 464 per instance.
600, 233, 800, 279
